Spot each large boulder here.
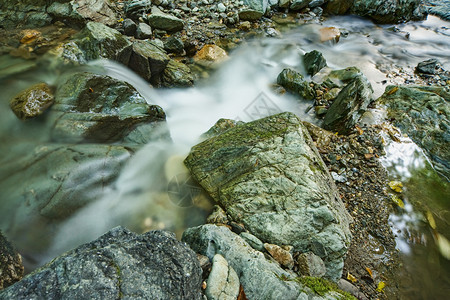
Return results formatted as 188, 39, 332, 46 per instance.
184, 112, 352, 280
0, 231, 24, 290
377, 85, 450, 179
0, 227, 203, 299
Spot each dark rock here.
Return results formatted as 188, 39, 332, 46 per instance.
162, 59, 194, 87
164, 36, 185, 54
147, 7, 184, 32
184, 112, 352, 280
128, 40, 170, 85
0, 227, 203, 300
291, 0, 311, 11
309, 0, 325, 8
9, 83, 54, 120
377, 85, 450, 179
48, 72, 166, 144
202, 118, 243, 139
304, 50, 327, 76
323, 73, 373, 135
277, 68, 316, 100
0, 0, 51, 29
416, 58, 439, 75
349, 0, 426, 24
124, 0, 152, 20
324, 0, 353, 15
297, 252, 327, 277
135, 22, 153, 39
425, 0, 450, 21
122, 18, 137, 36
0, 231, 24, 290
238, 9, 263, 21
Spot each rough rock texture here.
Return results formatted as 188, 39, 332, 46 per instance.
0, 0, 51, 29
297, 252, 327, 277
425, 0, 450, 20
243, 0, 269, 12
47, 72, 166, 144
147, 7, 184, 32
205, 254, 240, 300
415, 58, 439, 75
0, 227, 203, 300
322, 71, 373, 135
124, 0, 152, 20
0, 231, 24, 290
277, 68, 315, 100
304, 50, 327, 77
377, 85, 450, 179
238, 9, 264, 21
264, 243, 295, 269
135, 23, 152, 40
184, 112, 352, 280
9, 83, 54, 120
291, 0, 312, 11
162, 59, 194, 87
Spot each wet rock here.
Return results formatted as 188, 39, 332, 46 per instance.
238, 9, 264, 21
291, 0, 311, 11
9, 83, 54, 120
319, 27, 341, 43
162, 59, 194, 87
323, 73, 373, 135
277, 68, 315, 100
240, 232, 264, 251
164, 36, 185, 54
122, 18, 137, 36
297, 252, 326, 277
128, 40, 170, 85
0, 227, 203, 299
135, 22, 153, 39
124, 0, 152, 20
193, 44, 228, 68
0, 231, 24, 290
264, 243, 295, 269
48, 72, 166, 144
377, 85, 450, 179
184, 112, 352, 281
349, 0, 426, 24
0, 0, 51, 29
309, 0, 325, 8
304, 50, 327, 76
205, 254, 240, 300
416, 58, 439, 75
147, 7, 184, 32
425, 0, 450, 21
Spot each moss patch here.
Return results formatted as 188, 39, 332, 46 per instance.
296, 276, 356, 300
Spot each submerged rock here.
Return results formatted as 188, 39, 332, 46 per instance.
9, 83, 54, 120
184, 112, 352, 280
377, 85, 450, 179
277, 68, 315, 100
0, 231, 24, 290
0, 227, 203, 299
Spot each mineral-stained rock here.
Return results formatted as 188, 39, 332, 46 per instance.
9, 83, 54, 120
277, 68, 315, 100
377, 85, 450, 179
193, 44, 228, 68
264, 243, 295, 269
205, 254, 240, 300
147, 7, 184, 32
0, 231, 24, 290
184, 112, 352, 280
47, 72, 166, 144
0, 227, 203, 300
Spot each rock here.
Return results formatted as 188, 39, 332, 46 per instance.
147, 7, 184, 32
323, 73, 373, 135
193, 44, 228, 68
243, 0, 269, 12
240, 232, 264, 251
128, 40, 170, 85
377, 85, 450, 179
349, 0, 426, 24
184, 112, 352, 281
303, 50, 327, 76
238, 9, 264, 21
324, 0, 353, 15
297, 252, 327, 277
291, 0, 311, 11
0, 0, 51, 29
205, 254, 240, 300
0, 231, 24, 290
162, 59, 194, 87
425, 0, 450, 21
337, 279, 369, 300
0, 227, 203, 299
9, 83, 54, 120
48, 72, 166, 143
164, 36, 185, 54
206, 205, 230, 224
415, 58, 439, 75
309, 0, 325, 8
264, 243, 295, 269
279, 0, 291, 8
124, 0, 152, 19
277, 68, 315, 100
122, 18, 137, 36
135, 22, 153, 39
319, 27, 341, 43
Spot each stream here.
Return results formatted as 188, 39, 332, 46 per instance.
1, 14, 449, 299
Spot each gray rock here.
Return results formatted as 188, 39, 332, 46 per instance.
162, 59, 194, 88
240, 232, 264, 251
164, 36, 185, 54
147, 7, 184, 32
0, 231, 24, 290
291, 0, 311, 10
323, 73, 373, 135
309, 0, 325, 8
122, 18, 137, 36
184, 112, 352, 281
128, 40, 170, 85
297, 252, 327, 277
136, 22, 153, 39
425, 0, 450, 21
0, 0, 51, 29
349, 0, 426, 24
377, 85, 450, 179
48, 72, 166, 144
304, 50, 327, 76
0, 227, 203, 300
205, 254, 240, 300
9, 83, 54, 120
415, 58, 439, 75
243, 0, 269, 12
277, 68, 316, 100
124, 0, 152, 19
337, 279, 369, 300
238, 9, 264, 21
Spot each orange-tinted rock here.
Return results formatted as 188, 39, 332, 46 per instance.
193, 44, 228, 63
319, 27, 341, 43
10, 83, 54, 120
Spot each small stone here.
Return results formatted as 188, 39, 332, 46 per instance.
264, 243, 295, 269
238, 9, 263, 21
217, 3, 226, 12
309, 0, 325, 8
290, 0, 310, 10
20, 29, 41, 44
147, 7, 184, 32
122, 18, 137, 36
415, 58, 439, 74
206, 254, 240, 300
135, 23, 152, 39
206, 205, 229, 224
239, 21, 252, 31
164, 36, 184, 54
10, 83, 54, 120
303, 50, 327, 76
296, 252, 327, 277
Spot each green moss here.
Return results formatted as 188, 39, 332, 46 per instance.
295, 276, 356, 300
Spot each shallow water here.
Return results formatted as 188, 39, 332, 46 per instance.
0, 14, 449, 299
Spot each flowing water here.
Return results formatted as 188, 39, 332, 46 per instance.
1, 15, 449, 299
